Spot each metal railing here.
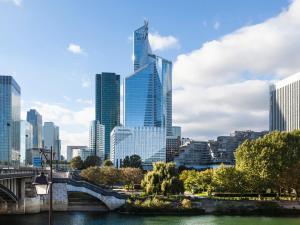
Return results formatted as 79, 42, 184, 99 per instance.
53, 178, 126, 199
0, 168, 36, 179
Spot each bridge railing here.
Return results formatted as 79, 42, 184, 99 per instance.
53, 178, 127, 199
0, 168, 36, 179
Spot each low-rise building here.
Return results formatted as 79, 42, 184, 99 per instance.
174, 141, 211, 167
110, 126, 166, 169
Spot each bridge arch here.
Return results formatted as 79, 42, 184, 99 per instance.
0, 184, 18, 203
54, 178, 126, 210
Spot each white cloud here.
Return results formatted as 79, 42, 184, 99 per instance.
0, 0, 22, 6
63, 96, 71, 101
173, 0, 300, 140
149, 33, 179, 51
213, 21, 220, 30
76, 98, 93, 105
81, 78, 91, 88
67, 43, 84, 54
24, 101, 94, 156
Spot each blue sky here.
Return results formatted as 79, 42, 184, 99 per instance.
1, 0, 297, 155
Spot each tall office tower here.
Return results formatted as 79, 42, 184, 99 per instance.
270, 72, 300, 131
0, 76, 21, 165
43, 122, 61, 160
125, 21, 172, 136
95, 73, 120, 159
89, 120, 105, 160
20, 120, 33, 165
26, 109, 43, 148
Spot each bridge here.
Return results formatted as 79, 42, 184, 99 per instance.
53, 178, 126, 210
0, 169, 127, 213
0, 168, 36, 213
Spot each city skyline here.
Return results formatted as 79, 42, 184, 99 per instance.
1, 0, 299, 157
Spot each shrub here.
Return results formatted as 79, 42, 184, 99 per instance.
181, 199, 192, 209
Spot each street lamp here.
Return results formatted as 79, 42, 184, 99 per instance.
33, 172, 49, 195
33, 147, 53, 225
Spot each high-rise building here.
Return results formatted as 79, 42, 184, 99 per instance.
43, 122, 61, 160
110, 126, 166, 169
270, 72, 300, 131
72, 147, 91, 161
89, 120, 105, 160
95, 73, 120, 159
0, 76, 21, 165
124, 21, 172, 136
20, 120, 33, 165
26, 109, 43, 148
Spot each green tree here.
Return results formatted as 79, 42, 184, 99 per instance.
100, 166, 120, 188
122, 156, 130, 168
236, 130, 300, 194
103, 159, 113, 167
122, 154, 142, 168
212, 165, 246, 193
80, 166, 101, 183
141, 162, 184, 195
120, 167, 144, 190
83, 155, 101, 168
70, 156, 83, 170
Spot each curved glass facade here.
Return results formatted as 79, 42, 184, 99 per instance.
124, 22, 172, 136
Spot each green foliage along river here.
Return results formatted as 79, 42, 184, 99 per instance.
0, 212, 299, 225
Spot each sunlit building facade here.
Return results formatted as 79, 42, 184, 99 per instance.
0, 76, 21, 165
110, 126, 166, 168
89, 120, 105, 160
270, 72, 300, 131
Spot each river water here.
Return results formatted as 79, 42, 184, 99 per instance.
0, 212, 299, 225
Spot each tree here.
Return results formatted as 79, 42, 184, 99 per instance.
122, 154, 142, 168
103, 159, 113, 167
80, 166, 120, 188
236, 130, 300, 194
141, 162, 184, 195
212, 165, 246, 193
83, 155, 101, 168
80, 166, 101, 183
100, 166, 120, 188
129, 155, 142, 168
120, 167, 144, 190
180, 169, 213, 194
70, 156, 83, 170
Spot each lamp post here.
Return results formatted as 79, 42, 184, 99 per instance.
7, 122, 10, 169
33, 147, 53, 225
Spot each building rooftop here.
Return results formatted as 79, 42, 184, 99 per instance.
271, 72, 300, 90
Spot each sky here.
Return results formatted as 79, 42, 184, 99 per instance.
1, 0, 299, 157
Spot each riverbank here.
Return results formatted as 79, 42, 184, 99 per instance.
119, 197, 300, 216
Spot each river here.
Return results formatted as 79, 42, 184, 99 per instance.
0, 212, 299, 225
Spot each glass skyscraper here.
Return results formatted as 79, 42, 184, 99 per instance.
0, 76, 21, 165
125, 21, 172, 136
95, 72, 120, 159
26, 109, 43, 148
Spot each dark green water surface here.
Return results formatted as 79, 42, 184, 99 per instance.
0, 212, 299, 225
